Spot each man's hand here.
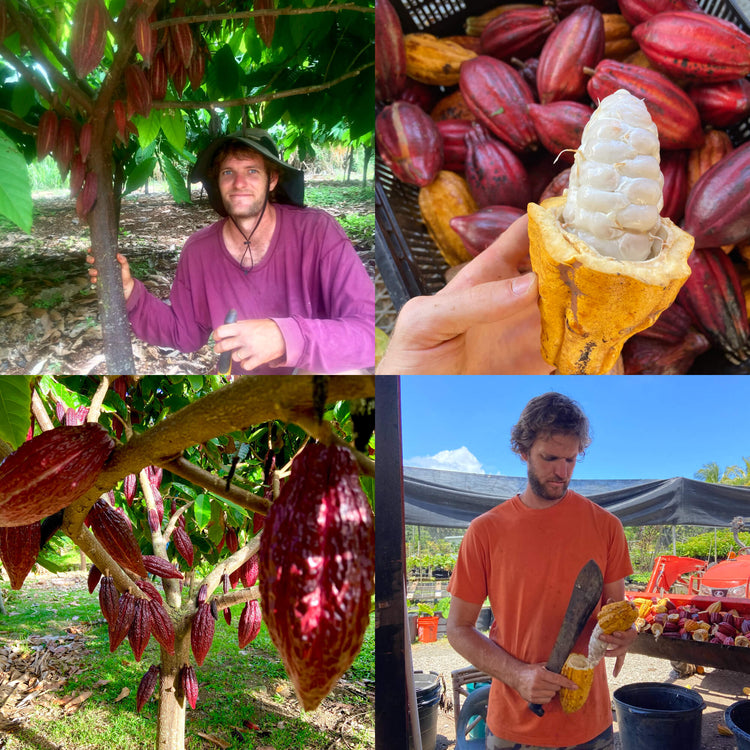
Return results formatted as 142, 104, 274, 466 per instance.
599, 626, 639, 678
86, 250, 135, 301
213, 318, 286, 372
510, 662, 581, 705
376, 214, 553, 375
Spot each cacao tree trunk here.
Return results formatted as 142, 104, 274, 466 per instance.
156, 635, 190, 750
89, 137, 136, 374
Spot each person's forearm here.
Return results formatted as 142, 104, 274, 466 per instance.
447, 623, 526, 693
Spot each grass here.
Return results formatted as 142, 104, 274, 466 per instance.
0, 572, 374, 750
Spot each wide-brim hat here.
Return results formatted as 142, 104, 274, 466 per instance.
189, 128, 305, 215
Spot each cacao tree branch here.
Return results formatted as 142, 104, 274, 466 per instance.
213, 584, 260, 611
31, 389, 54, 431
151, 63, 373, 111
162, 500, 193, 543
195, 533, 261, 607
88, 376, 111, 423
163, 456, 270, 515
0, 107, 35, 134
150, 4, 373, 29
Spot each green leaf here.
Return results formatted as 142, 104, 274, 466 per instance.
160, 156, 191, 204
194, 493, 211, 530
0, 130, 32, 234
209, 44, 241, 97
160, 109, 186, 154
10, 81, 35, 118
134, 110, 162, 147
0, 376, 32, 449
124, 156, 157, 195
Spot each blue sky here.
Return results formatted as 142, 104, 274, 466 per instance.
398, 376, 750, 481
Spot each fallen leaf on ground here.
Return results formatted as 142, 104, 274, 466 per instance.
194, 731, 230, 748
114, 687, 129, 702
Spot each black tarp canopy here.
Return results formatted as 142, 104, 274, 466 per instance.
403, 467, 750, 529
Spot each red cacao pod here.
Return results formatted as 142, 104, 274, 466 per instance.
479, 6, 558, 61
449, 205, 525, 257
538, 167, 571, 202
123, 473, 137, 505
435, 119, 473, 173
660, 149, 689, 224
136, 665, 160, 713
109, 591, 137, 652
143, 554, 183, 579
376, 101, 443, 187
459, 56, 538, 152
254, 0, 276, 48
687, 79, 750, 129
76, 172, 98, 220
180, 664, 198, 709
125, 64, 152, 119
87, 498, 148, 578
464, 124, 531, 209
69, 0, 107, 78
54, 117, 76, 176
622, 326, 711, 374
401, 78, 439, 112
259, 443, 374, 712
150, 52, 168, 101
99, 574, 119, 624
148, 599, 176, 655
632, 11, 750, 83
0, 522, 40, 589
172, 64, 187, 98
240, 554, 259, 588
187, 46, 206, 91
36, 109, 58, 161
375, 0, 406, 103
113, 100, 128, 143
79, 121, 93, 164
135, 578, 162, 605
172, 525, 194, 567
87, 564, 102, 594
238, 600, 262, 649
538, 5, 605, 103
617, 0, 702, 26
127, 598, 152, 662
134, 11, 157, 68
0, 424, 114, 527
586, 59, 704, 149
527, 100, 592, 164
191, 602, 215, 666
170, 10, 194, 68
683, 142, 750, 249
676, 247, 750, 364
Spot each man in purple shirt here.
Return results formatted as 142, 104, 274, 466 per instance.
88, 129, 375, 374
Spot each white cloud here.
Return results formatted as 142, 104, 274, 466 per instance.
406, 447, 485, 474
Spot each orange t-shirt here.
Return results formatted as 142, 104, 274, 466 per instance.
447, 490, 633, 747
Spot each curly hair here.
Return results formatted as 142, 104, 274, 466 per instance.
510, 392, 591, 457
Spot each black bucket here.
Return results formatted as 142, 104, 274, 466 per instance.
613, 682, 705, 750
726, 699, 750, 750
408, 671, 442, 750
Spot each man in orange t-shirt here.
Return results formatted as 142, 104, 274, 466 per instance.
447, 392, 635, 750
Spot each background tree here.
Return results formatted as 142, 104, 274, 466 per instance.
0, 0, 375, 372
0, 374, 375, 750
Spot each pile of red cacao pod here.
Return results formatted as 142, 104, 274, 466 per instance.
375, 0, 750, 373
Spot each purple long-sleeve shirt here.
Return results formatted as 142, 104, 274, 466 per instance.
126, 203, 375, 374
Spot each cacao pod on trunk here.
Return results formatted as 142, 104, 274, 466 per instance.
170, 9, 194, 68
109, 591, 137, 652
240, 555, 259, 588
127, 598, 152, 661
172, 525, 194, 566
36, 110, 58, 161
69, 0, 107, 78
87, 564, 102, 594
0, 424, 114, 527
148, 599, 176, 655
134, 11, 157, 68
259, 443, 374, 712
180, 664, 198, 709
0, 522, 40, 589
99, 574, 119, 624
149, 52, 168, 101
136, 665, 160, 713
87, 498, 148, 578
254, 0, 276, 49
191, 602, 215, 666
375, 0, 406, 102
143, 554, 183, 579
76, 172, 98, 220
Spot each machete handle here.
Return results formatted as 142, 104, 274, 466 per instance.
528, 701, 545, 717
217, 308, 238, 376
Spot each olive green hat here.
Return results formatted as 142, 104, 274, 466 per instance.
189, 128, 305, 215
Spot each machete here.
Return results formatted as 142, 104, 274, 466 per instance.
528, 558, 604, 717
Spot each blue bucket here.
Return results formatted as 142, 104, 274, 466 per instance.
613, 682, 705, 750
726, 699, 750, 750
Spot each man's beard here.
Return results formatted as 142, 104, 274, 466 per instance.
223, 174, 270, 219
527, 465, 569, 501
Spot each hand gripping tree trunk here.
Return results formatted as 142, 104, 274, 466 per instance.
88, 138, 136, 374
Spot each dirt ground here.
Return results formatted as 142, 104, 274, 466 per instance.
410, 635, 749, 750
0, 185, 378, 375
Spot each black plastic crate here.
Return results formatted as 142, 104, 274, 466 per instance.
375, 0, 750, 309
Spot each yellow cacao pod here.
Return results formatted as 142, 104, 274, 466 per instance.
404, 33, 477, 86
418, 170, 477, 266
560, 653, 595, 714
596, 599, 639, 634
